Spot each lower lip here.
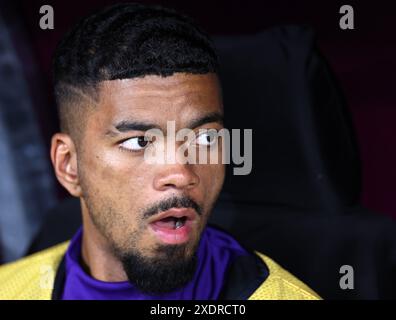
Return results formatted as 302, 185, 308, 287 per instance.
149, 220, 193, 245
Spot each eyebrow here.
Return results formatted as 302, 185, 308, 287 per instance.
187, 112, 223, 129
114, 121, 160, 132
107, 111, 223, 135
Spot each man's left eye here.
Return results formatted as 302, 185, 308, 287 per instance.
120, 136, 150, 151
195, 130, 218, 146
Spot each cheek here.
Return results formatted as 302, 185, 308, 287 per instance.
214, 164, 226, 194
80, 149, 150, 215
88, 148, 144, 187
198, 164, 225, 200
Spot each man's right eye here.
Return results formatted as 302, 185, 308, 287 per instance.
120, 136, 150, 151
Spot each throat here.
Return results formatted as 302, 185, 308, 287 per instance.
80, 225, 129, 282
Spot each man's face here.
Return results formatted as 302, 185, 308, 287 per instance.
76, 72, 225, 292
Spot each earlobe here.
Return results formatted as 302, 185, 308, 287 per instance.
50, 133, 82, 197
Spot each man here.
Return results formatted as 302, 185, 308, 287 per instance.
0, 3, 320, 300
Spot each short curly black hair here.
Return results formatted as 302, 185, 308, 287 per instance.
53, 2, 219, 137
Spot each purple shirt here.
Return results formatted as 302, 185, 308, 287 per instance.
61, 226, 249, 300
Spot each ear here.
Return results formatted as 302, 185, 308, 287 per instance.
50, 133, 82, 197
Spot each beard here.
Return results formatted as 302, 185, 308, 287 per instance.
118, 196, 203, 294
81, 183, 203, 294
116, 242, 199, 295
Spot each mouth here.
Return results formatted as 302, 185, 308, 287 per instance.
148, 208, 197, 245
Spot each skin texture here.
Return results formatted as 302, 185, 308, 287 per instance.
50, 72, 225, 286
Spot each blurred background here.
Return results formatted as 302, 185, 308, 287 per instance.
0, 0, 395, 299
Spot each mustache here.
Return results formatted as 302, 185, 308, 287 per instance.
143, 195, 203, 219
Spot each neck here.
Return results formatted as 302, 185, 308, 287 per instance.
80, 204, 128, 282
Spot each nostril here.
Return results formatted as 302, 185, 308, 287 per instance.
154, 171, 200, 191
164, 183, 176, 188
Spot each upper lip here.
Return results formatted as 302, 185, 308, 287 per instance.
148, 207, 197, 224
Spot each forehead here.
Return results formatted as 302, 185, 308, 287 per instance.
93, 72, 222, 128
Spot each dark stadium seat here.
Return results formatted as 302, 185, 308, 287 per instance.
29, 26, 396, 299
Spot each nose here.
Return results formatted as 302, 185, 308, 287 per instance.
153, 164, 200, 191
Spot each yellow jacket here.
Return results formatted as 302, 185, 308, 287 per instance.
0, 242, 320, 300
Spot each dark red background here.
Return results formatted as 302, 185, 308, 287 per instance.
11, 0, 396, 218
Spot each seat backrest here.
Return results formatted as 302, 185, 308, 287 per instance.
214, 26, 361, 213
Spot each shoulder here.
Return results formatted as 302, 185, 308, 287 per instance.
0, 242, 69, 300
249, 252, 321, 300
207, 226, 321, 300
